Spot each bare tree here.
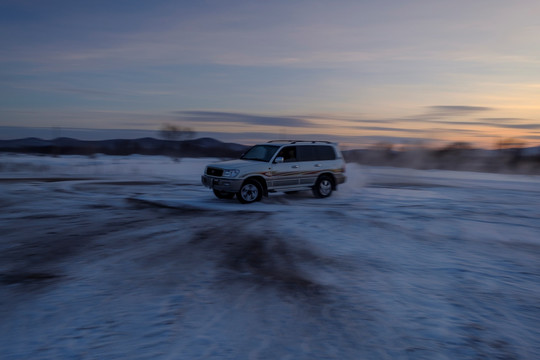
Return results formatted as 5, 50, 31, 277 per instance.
444, 142, 472, 151
496, 138, 525, 151
159, 124, 195, 141
158, 123, 196, 161
496, 137, 526, 168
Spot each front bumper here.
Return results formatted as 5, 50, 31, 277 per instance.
201, 175, 243, 192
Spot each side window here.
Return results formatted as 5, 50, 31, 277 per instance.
315, 146, 336, 160
276, 146, 297, 162
296, 145, 317, 161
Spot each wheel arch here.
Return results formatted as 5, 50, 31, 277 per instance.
243, 175, 268, 196
317, 172, 337, 190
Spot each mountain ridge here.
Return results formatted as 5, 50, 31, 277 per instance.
0, 137, 249, 158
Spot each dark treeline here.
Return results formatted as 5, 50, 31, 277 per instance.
343, 145, 540, 175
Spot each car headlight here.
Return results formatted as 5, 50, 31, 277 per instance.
222, 169, 240, 177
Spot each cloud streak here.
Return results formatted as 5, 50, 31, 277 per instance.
427, 106, 493, 115
496, 123, 540, 130
350, 125, 423, 133
174, 111, 320, 128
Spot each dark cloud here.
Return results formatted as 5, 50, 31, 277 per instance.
0, 126, 158, 141
174, 111, 319, 128
428, 127, 485, 134
478, 118, 524, 123
307, 115, 396, 124
496, 123, 540, 130
399, 105, 494, 123
352, 126, 421, 133
427, 106, 493, 114
428, 120, 493, 126
352, 135, 431, 144
56, 87, 117, 96
418, 118, 539, 130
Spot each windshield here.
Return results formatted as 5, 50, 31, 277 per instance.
240, 145, 279, 162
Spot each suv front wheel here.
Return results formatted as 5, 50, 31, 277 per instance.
312, 175, 334, 198
237, 180, 263, 204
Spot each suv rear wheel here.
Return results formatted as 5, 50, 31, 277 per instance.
237, 180, 263, 204
312, 175, 334, 198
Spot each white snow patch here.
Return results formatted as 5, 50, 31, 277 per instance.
1, 154, 539, 359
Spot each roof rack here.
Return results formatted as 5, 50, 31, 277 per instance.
267, 140, 335, 144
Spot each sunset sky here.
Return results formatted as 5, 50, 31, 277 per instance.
1, 0, 539, 148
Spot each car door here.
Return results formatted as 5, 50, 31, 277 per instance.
296, 145, 321, 186
270, 146, 302, 189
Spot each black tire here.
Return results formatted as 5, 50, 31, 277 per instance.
237, 180, 263, 204
312, 175, 334, 198
213, 189, 235, 199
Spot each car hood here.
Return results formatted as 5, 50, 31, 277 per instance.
207, 159, 265, 169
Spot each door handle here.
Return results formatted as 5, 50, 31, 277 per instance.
315, 163, 322, 167
292, 165, 299, 168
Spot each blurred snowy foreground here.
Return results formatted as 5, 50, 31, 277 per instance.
1, 154, 539, 359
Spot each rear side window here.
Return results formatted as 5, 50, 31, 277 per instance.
296, 145, 336, 161
316, 145, 336, 160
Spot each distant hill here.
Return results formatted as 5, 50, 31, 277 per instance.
0, 137, 249, 158
521, 145, 540, 156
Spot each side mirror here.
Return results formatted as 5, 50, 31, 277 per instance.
274, 156, 284, 164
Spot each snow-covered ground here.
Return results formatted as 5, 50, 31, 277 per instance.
1, 154, 539, 359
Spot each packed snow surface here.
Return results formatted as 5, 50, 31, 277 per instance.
1, 154, 539, 359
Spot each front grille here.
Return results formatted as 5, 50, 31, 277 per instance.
206, 167, 223, 177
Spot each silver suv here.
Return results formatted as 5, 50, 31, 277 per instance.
201, 140, 346, 203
